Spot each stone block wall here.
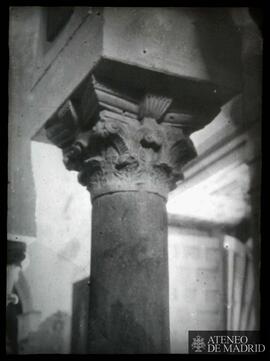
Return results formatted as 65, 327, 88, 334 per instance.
169, 226, 225, 353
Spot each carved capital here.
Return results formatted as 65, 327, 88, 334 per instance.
45, 75, 220, 200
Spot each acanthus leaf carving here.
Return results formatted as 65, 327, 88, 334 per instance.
45, 94, 199, 200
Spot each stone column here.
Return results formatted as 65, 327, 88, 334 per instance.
45, 74, 220, 353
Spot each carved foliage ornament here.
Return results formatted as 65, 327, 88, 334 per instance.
45, 93, 197, 200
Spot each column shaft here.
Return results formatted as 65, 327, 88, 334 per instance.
88, 191, 170, 354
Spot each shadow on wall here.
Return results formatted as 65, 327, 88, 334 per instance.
18, 311, 71, 354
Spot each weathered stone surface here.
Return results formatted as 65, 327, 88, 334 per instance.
44, 75, 220, 200
88, 191, 170, 353
103, 7, 242, 99
43, 62, 221, 354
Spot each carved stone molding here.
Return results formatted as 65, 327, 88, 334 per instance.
45, 74, 221, 200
